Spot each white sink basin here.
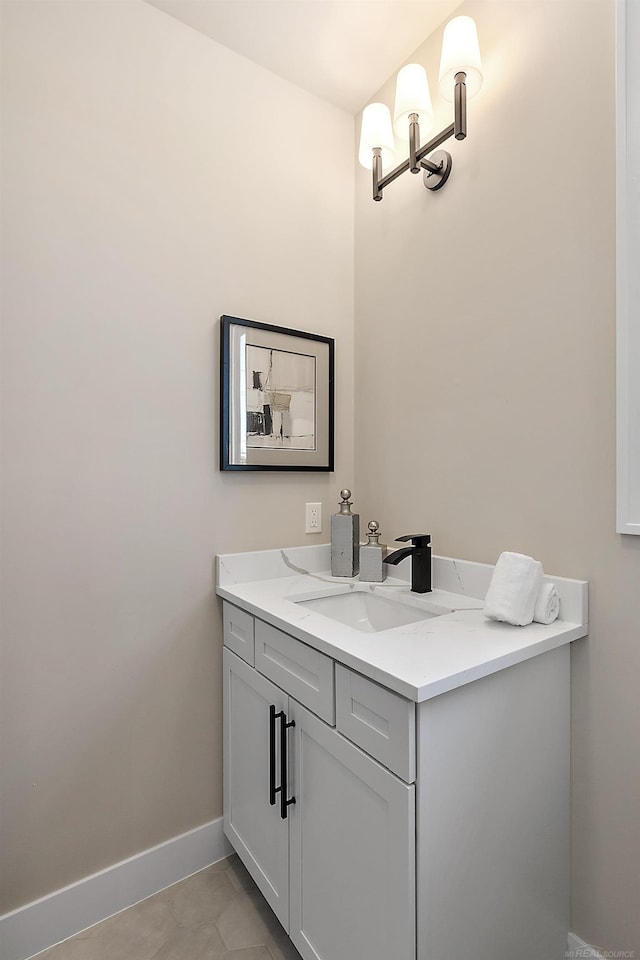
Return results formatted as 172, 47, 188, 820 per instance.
294, 590, 443, 633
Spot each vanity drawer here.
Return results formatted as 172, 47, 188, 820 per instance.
336, 665, 415, 782
254, 620, 335, 724
223, 602, 255, 666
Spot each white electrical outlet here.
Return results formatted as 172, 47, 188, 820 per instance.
305, 502, 322, 534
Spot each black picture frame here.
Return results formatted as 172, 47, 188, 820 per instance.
220, 315, 335, 472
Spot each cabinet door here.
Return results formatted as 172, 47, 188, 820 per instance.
223, 648, 290, 929
288, 701, 415, 960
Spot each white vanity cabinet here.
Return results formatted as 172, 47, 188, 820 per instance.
222, 649, 289, 925
222, 605, 415, 960
222, 598, 572, 960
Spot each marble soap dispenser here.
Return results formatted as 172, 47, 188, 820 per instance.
331, 489, 360, 577
359, 521, 388, 583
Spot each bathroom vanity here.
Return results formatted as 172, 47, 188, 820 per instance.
216, 545, 588, 960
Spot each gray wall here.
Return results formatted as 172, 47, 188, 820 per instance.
0, 0, 354, 912
355, 1, 638, 951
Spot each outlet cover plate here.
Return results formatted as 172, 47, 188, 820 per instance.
305, 502, 322, 534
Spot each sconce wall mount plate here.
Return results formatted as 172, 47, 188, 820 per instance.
422, 150, 452, 191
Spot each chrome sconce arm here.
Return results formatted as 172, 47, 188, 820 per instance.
359, 16, 482, 203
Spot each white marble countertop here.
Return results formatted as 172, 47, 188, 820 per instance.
216, 544, 588, 702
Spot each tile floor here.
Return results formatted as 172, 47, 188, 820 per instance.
33, 855, 303, 960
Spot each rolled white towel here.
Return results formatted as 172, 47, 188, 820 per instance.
533, 582, 560, 624
483, 551, 543, 626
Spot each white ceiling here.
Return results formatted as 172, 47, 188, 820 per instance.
144, 0, 462, 113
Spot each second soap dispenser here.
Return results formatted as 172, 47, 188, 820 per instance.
359, 521, 388, 582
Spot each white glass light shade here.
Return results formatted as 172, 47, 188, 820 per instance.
393, 64, 433, 139
438, 16, 483, 102
358, 102, 395, 170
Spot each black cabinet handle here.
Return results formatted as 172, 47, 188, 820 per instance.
269, 704, 295, 818
279, 714, 296, 820
269, 705, 279, 806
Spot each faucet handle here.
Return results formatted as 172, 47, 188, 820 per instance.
395, 533, 431, 547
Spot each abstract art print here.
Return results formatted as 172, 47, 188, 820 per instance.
245, 344, 316, 451
220, 315, 334, 471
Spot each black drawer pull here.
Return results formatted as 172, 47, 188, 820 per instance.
269, 705, 295, 818
269, 705, 282, 806
280, 714, 296, 820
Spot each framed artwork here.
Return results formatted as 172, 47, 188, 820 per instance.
220, 315, 334, 471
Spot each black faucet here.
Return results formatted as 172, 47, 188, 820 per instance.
383, 534, 432, 593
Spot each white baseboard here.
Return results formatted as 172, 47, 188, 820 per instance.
0, 817, 232, 960
568, 932, 606, 959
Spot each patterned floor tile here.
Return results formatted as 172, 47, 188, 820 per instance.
149, 922, 227, 960
215, 890, 279, 952
29, 856, 302, 960
221, 949, 275, 960
87, 898, 177, 960
166, 864, 238, 927
33, 938, 106, 960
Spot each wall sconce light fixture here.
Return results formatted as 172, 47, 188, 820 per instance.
359, 16, 483, 201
